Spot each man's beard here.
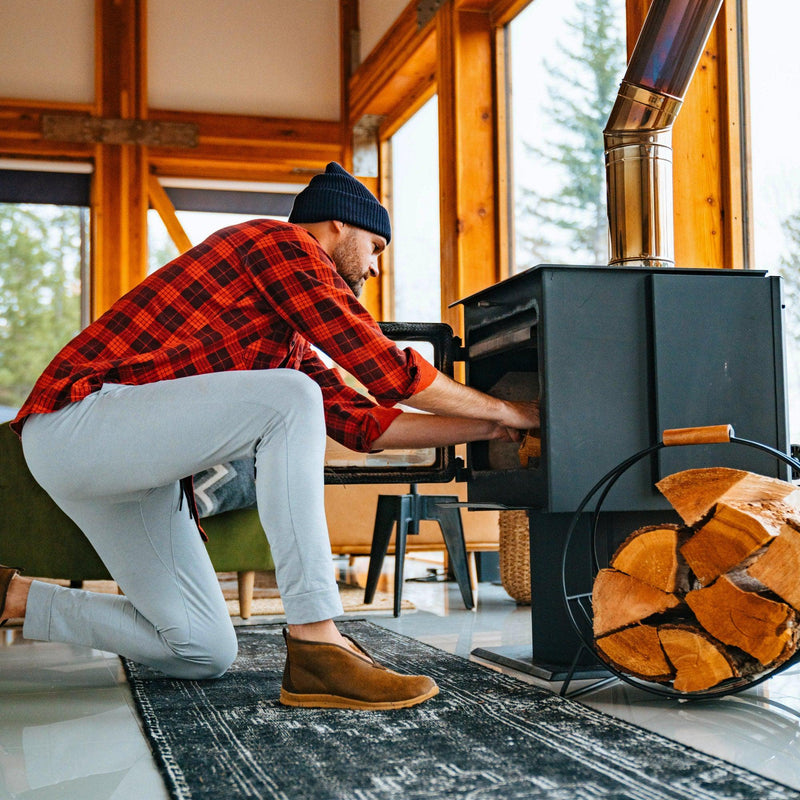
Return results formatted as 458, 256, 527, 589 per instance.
331, 232, 366, 297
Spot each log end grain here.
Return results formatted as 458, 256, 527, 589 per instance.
596, 625, 674, 682
611, 524, 688, 593
657, 624, 739, 692
592, 568, 681, 637
686, 575, 798, 666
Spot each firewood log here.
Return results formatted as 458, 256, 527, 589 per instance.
610, 524, 691, 593
595, 625, 674, 682
748, 523, 800, 611
591, 470, 800, 692
657, 624, 741, 692
685, 575, 798, 666
656, 467, 800, 526
592, 568, 681, 637
680, 503, 782, 585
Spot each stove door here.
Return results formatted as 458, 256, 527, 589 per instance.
323, 321, 461, 485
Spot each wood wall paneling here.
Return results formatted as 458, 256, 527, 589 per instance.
147, 109, 341, 182
0, 102, 94, 161
437, 5, 498, 331
348, 2, 437, 126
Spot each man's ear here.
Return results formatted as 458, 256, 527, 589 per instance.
331, 220, 346, 234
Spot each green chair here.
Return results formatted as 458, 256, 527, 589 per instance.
0, 422, 272, 619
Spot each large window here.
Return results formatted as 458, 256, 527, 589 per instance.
746, 0, 800, 441
388, 96, 441, 322
508, 0, 626, 272
147, 178, 297, 272
0, 166, 90, 421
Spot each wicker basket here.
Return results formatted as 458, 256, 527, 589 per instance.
498, 509, 531, 604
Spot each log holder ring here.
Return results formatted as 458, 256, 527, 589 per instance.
560, 424, 800, 700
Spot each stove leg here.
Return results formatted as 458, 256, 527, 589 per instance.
423, 498, 474, 610
363, 490, 473, 616
364, 494, 410, 607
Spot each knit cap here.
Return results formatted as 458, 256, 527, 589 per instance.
289, 162, 391, 243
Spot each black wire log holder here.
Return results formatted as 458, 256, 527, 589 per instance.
560, 423, 800, 699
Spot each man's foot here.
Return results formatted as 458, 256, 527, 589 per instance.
279, 628, 439, 710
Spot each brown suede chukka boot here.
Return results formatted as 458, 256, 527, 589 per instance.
280, 628, 439, 710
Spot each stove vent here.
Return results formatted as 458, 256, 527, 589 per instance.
604, 0, 723, 267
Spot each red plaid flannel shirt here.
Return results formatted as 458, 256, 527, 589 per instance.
11, 219, 438, 452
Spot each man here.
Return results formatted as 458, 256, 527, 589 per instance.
1, 163, 538, 710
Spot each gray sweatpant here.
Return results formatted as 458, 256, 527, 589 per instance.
20, 370, 344, 679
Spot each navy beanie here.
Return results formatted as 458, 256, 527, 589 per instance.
289, 162, 391, 244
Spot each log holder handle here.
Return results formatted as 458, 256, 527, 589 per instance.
559, 424, 800, 700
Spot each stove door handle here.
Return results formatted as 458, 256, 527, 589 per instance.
662, 424, 734, 446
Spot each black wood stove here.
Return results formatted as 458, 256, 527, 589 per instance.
330, 264, 789, 679
457, 264, 788, 678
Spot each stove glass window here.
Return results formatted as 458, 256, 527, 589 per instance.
506, 0, 625, 273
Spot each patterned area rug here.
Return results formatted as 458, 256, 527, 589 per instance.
122, 620, 796, 800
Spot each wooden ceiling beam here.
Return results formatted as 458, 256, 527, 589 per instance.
348, 2, 437, 125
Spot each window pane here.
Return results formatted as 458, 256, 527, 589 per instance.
746, 1, 800, 441
317, 340, 437, 469
508, 0, 626, 272
0, 204, 87, 420
147, 210, 261, 273
147, 181, 295, 273
390, 97, 441, 322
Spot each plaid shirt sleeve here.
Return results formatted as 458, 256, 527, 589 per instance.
10, 221, 439, 443
296, 342, 404, 452
244, 227, 438, 408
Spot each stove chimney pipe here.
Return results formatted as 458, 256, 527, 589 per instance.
604, 0, 723, 267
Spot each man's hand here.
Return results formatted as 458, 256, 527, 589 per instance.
370, 373, 540, 450
403, 373, 539, 432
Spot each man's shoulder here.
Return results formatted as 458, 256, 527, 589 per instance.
214, 218, 321, 255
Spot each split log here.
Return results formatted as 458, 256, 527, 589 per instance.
685, 575, 798, 666
657, 624, 740, 692
656, 467, 800, 527
610, 524, 690, 593
518, 430, 541, 467
592, 469, 800, 692
592, 568, 681, 637
680, 503, 782, 585
596, 625, 674, 682
748, 523, 800, 611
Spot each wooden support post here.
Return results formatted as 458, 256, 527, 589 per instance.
147, 173, 193, 254
92, 0, 149, 318
437, 6, 498, 332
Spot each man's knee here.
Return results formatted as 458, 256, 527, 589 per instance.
259, 370, 324, 434
164, 623, 238, 680
274, 369, 323, 412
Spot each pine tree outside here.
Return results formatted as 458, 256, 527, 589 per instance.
0, 204, 85, 419
509, 0, 626, 272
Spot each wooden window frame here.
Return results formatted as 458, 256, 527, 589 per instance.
0, 0, 344, 319
348, 0, 747, 334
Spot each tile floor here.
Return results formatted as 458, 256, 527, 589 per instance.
2, 557, 800, 798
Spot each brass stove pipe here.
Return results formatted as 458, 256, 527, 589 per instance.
604, 0, 723, 267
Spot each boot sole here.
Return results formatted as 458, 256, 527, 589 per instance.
279, 684, 439, 710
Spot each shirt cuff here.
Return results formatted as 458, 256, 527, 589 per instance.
360, 406, 403, 452
409, 349, 439, 393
